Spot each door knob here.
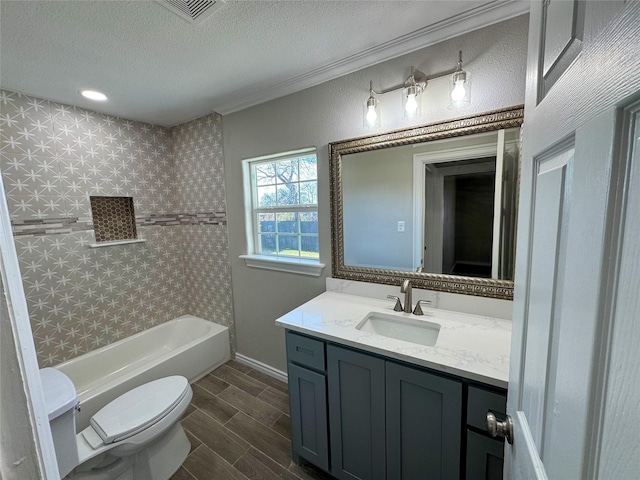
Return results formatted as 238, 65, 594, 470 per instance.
486, 412, 514, 444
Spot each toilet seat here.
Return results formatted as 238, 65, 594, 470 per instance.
90, 376, 189, 444
75, 375, 192, 469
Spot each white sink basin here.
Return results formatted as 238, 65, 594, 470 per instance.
355, 312, 441, 347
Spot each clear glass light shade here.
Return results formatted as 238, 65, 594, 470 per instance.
364, 96, 379, 127
448, 70, 470, 109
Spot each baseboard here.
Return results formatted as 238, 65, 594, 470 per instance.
234, 353, 288, 384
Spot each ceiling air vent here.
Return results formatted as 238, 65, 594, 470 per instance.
157, 0, 225, 24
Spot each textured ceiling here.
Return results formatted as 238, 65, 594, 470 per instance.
0, 0, 528, 126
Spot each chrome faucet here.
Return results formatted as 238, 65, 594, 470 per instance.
388, 279, 433, 315
400, 279, 412, 313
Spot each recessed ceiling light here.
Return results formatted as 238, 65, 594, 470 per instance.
80, 90, 107, 101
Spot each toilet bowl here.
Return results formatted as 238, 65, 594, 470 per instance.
40, 368, 193, 480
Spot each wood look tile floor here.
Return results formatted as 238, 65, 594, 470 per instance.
171, 360, 334, 480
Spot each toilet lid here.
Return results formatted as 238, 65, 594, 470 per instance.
90, 376, 189, 444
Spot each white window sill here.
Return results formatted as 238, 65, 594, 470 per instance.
88, 239, 147, 248
240, 254, 326, 277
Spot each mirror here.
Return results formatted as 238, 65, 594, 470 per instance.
329, 105, 523, 300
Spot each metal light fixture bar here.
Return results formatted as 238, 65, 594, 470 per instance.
364, 51, 468, 126
368, 62, 458, 97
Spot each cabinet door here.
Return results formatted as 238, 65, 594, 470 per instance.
386, 361, 462, 480
466, 430, 503, 480
288, 363, 329, 471
327, 345, 385, 480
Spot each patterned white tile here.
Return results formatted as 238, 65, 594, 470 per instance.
179, 224, 235, 353
2, 90, 232, 367
172, 114, 226, 213
1, 153, 64, 197
6, 194, 68, 221
1, 91, 55, 156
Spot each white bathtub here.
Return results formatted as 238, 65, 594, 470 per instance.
55, 315, 230, 431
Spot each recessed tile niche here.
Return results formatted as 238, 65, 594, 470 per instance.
90, 196, 137, 243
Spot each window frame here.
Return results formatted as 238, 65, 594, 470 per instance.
241, 148, 325, 276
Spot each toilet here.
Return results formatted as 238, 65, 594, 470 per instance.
40, 368, 193, 480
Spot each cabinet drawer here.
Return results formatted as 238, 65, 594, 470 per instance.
467, 386, 507, 431
286, 331, 326, 372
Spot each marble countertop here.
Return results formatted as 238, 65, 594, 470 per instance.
276, 291, 511, 389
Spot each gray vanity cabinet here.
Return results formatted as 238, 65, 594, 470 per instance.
327, 344, 386, 480
386, 361, 462, 479
326, 344, 463, 480
286, 332, 330, 471
286, 330, 506, 479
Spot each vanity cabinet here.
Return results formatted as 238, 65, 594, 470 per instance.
465, 386, 507, 480
327, 345, 386, 480
286, 332, 329, 471
286, 330, 506, 479
386, 361, 462, 479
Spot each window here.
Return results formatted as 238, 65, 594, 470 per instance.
242, 148, 324, 276
251, 150, 318, 258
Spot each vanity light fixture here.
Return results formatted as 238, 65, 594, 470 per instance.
364, 51, 470, 127
80, 89, 107, 101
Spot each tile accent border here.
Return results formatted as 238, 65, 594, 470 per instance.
10, 211, 228, 236
138, 212, 228, 227
11, 217, 93, 237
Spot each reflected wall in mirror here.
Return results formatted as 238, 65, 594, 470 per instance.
330, 106, 523, 300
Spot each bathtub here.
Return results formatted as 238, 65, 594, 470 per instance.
55, 315, 230, 431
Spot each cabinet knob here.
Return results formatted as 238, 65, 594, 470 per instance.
486, 412, 514, 444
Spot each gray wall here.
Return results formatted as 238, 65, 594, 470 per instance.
343, 146, 414, 270
223, 15, 529, 372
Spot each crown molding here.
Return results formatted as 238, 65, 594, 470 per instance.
214, 0, 530, 115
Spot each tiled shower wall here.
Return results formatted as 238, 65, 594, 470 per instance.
0, 90, 233, 366
172, 116, 233, 330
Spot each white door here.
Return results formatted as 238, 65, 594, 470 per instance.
506, 1, 640, 479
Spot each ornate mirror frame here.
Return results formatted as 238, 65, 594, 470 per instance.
329, 105, 524, 300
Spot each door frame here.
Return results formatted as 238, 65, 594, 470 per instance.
0, 179, 59, 478
412, 135, 499, 271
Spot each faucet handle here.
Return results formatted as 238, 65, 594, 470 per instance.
387, 295, 403, 312
412, 299, 432, 316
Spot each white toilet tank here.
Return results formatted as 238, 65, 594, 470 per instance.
40, 368, 80, 478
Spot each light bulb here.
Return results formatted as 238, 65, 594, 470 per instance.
451, 80, 466, 103
366, 104, 377, 125
405, 93, 418, 115
365, 94, 378, 126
